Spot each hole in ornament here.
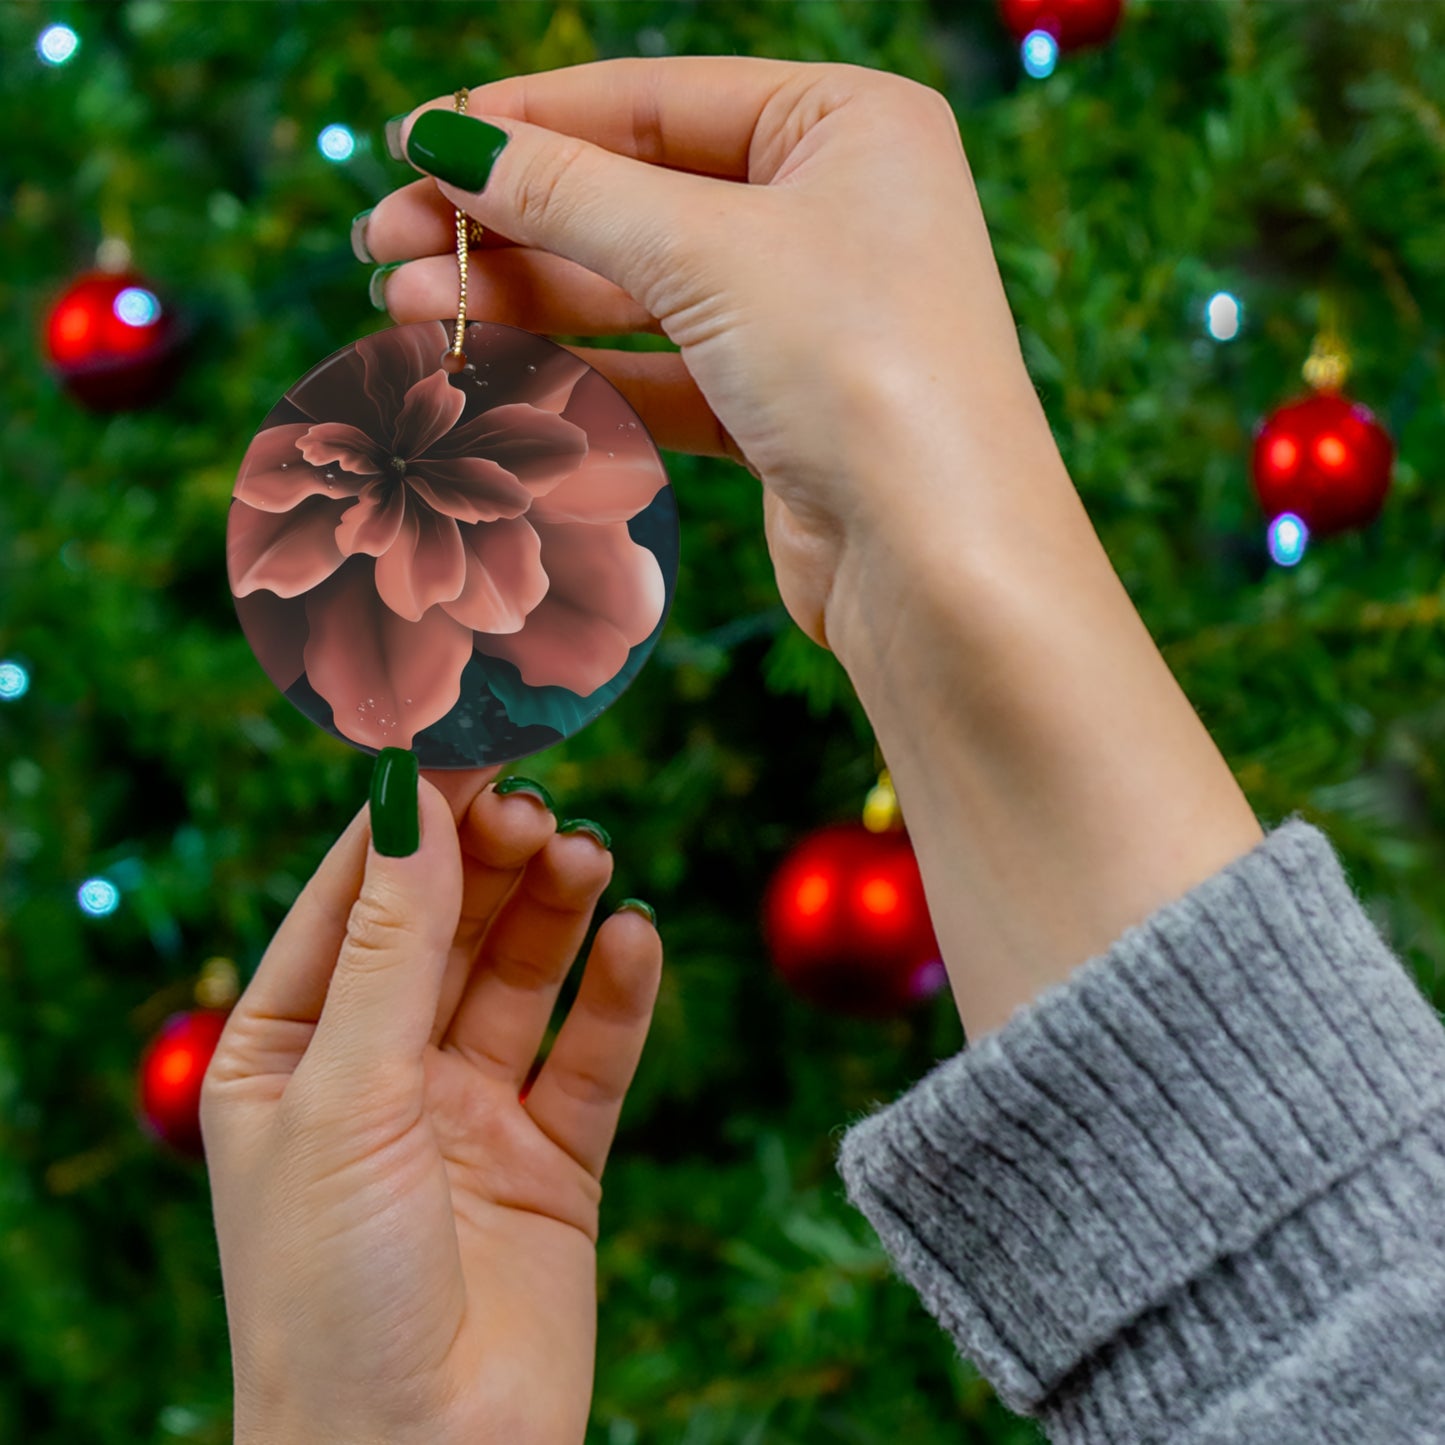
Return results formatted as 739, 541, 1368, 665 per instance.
440, 350, 469, 375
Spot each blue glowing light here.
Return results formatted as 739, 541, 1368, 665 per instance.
78, 877, 121, 918
0, 661, 28, 701
1206, 291, 1243, 341
38, 24, 79, 65
318, 124, 356, 162
1268, 512, 1309, 567
1022, 30, 1059, 79
114, 287, 161, 328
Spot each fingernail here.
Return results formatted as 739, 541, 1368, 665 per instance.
384, 113, 409, 162
493, 775, 556, 812
370, 748, 420, 857
405, 110, 510, 192
350, 208, 375, 263
616, 897, 656, 926
368, 261, 404, 311
558, 817, 612, 851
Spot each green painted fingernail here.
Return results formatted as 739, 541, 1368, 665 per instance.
617, 898, 656, 925
558, 817, 612, 850
494, 775, 556, 812
405, 110, 510, 192
384, 113, 409, 162
370, 748, 419, 857
350, 208, 375, 263
368, 261, 404, 311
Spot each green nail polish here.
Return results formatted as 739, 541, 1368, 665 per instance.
558, 817, 612, 851
405, 110, 510, 192
384, 113, 409, 162
368, 261, 404, 311
617, 897, 656, 926
370, 748, 419, 857
350, 208, 375, 264
494, 775, 556, 812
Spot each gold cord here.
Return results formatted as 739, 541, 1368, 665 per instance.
449, 88, 480, 358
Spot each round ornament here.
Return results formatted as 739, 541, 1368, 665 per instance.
44, 268, 183, 410
228, 319, 678, 768
998, 0, 1125, 49
137, 1008, 230, 1158
1251, 391, 1393, 537
762, 821, 945, 1018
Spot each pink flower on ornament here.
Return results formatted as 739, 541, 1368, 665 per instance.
228, 322, 667, 750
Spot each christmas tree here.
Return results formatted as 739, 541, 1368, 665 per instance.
2, 3, 1443, 1441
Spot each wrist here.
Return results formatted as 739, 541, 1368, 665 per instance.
825, 425, 1262, 1040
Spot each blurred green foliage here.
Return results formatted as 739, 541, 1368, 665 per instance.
1, 2, 1443, 1442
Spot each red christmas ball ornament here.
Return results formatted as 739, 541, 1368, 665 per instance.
1251, 392, 1394, 538
763, 820, 945, 1017
998, 0, 1125, 50
44, 269, 183, 410
137, 1008, 230, 1157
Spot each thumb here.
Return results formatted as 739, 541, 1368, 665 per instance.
303, 752, 463, 1090
397, 106, 741, 316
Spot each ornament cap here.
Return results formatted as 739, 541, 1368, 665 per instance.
863, 767, 903, 832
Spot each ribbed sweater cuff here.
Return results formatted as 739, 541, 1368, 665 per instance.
835, 816, 1445, 1433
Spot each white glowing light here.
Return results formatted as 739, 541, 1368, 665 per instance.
38, 24, 79, 66
78, 878, 121, 917
0, 661, 29, 700
1206, 291, 1243, 342
114, 287, 161, 327
1268, 512, 1309, 567
318, 124, 356, 162
1022, 30, 1059, 79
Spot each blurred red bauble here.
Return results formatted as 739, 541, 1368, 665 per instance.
137, 1009, 230, 1158
998, 0, 1125, 49
762, 821, 945, 1018
44, 269, 183, 410
1251, 392, 1394, 538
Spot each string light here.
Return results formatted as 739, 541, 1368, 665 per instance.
0, 660, 29, 701
1268, 512, 1309, 567
37, 24, 79, 66
77, 878, 121, 917
114, 287, 162, 327
317, 124, 356, 162
1205, 291, 1243, 341
1022, 30, 1060, 79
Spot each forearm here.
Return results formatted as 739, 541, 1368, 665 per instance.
825, 389, 1263, 1040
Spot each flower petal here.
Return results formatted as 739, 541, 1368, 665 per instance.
235, 423, 362, 512
234, 588, 307, 693
517, 348, 590, 413
407, 457, 533, 524
228, 496, 349, 599
391, 368, 467, 460
472, 520, 665, 694
298, 422, 387, 476
373, 496, 467, 621
455, 322, 588, 411
425, 402, 588, 491
303, 555, 472, 750
526, 441, 667, 524
440, 518, 548, 634
531, 368, 667, 523
357, 321, 452, 429
287, 343, 384, 437
335, 481, 407, 557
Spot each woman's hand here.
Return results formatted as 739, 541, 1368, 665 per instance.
361, 56, 1060, 661
201, 766, 661, 1445
361, 59, 1262, 1043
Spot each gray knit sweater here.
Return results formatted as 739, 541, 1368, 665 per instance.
835, 816, 1445, 1443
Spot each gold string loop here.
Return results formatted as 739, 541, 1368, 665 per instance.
448, 88, 483, 360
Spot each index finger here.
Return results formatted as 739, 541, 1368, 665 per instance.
401, 54, 813, 182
